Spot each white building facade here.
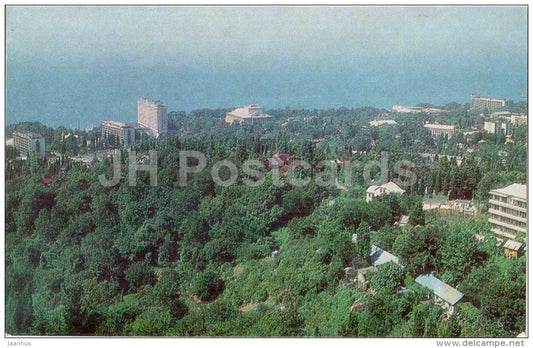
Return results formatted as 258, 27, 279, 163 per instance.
137, 98, 168, 136
102, 120, 136, 146
13, 131, 46, 157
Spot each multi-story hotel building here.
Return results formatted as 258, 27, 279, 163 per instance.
423, 123, 456, 139
225, 105, 273, 124
488, 183, 527, 241
483, 121, 513, 136
470, 94, 506, 112
101, 120, 136, 146
137, 98, 168, 136
13, 131, 46, 157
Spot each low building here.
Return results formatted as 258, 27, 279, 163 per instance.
391, 105, 446, 114
101, 120, 136, 146
423, 123, 456, 139
415, 274, 464, 312
488, 183, 527, 241
13, 131, 46, 157
392, 105, 423, 113
369, 119, 398, 127
490, 111, 511, 118
503, 240, 524, 258
225, 104, 273, 124
510, 114, 527, 126
355, 246, 402, 289
366, 181, 405, 202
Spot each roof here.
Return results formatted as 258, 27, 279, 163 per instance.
415, 274, 464, 306
380, 181, 406, 194
102, 120, 130, 128
370, 245, 401, 267
13, 130, 44, 139
424, 123, 455, 130
138, 97, 166, 107
398, 215, 410, 226
357, 266, 376, 275
471, 95, 505, 102
369, 119, 398, 127
366, 181, 405, 195
490, 183, 527, 201
366, 185, 379, 193
503, 240, 523, 251
227, 105, 272, 119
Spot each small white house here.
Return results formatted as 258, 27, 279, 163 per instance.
366, 181, 405, 202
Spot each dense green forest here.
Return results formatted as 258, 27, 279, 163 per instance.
5, 104, 527, 337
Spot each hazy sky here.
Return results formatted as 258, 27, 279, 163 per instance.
7, 6, 526, 66
6, 6, 528, 127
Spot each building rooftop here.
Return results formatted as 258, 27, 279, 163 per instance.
491, 111, 512, 117
13, 130, 44, 139
415, 274, 464, 306
228, 105, 272, 119
138, 97, 166, 106
370, 245, 401, 267
369, 119, 398, 127
471, 95, 505, 102
398, 215, 410, 226
503, 240, 523, 251
102, 120, 130, 128
424, 123, 455, 130
367, 181, 406, 195
490, 183, 527, 201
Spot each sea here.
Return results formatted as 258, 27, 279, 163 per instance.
6, 56, 527, 129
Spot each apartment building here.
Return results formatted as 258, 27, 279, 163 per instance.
488, 183, 527, 241
13, 131, 46, 157
470, 94, 506, 112
484, 121, 513, 136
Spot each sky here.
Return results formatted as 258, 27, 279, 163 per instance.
6, 6, 528, 128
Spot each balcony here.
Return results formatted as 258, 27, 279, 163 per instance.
488, 208, 527, 224
489, 199, 527, 213
488, 218, 526, 235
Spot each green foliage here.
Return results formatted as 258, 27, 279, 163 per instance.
246, 306, 303, 337
5, 111, 526, 337
190, 263, 225, 302
125, 308, 174, 336
460, 256, 526, 335
355, 221, 371, 264
124, 261, 156, 292
368, 262, 406, 294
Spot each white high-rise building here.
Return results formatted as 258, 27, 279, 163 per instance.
137, 98, 168, 136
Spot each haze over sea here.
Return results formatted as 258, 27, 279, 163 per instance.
6, 6, 527, 129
